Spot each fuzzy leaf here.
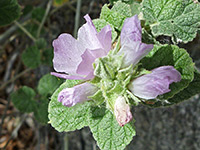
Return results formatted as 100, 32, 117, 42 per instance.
11, 86, 37, 113
32, 7, 45, 22
89, 107, 136, 150
142, 0, 200, 43
0, 0, 21, 26
48, 80, 91, 132
37, 74, 63, 97
34, 99, 49, 124
100, 1, 132, 30
141, 44, 194, 100
22, 46, 41, 69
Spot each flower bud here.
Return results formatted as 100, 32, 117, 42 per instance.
114, 96, 132, 127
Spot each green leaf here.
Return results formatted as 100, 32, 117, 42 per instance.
130, 2, 141, 15
35, 38, 53, 66
0, 0, 21, 26
32, 7, 45, 22
147, 70, 200, 107
22, 46, 41, 69
48, 80, 91, 132
142, 0, 200, 43
53, 0, 69, 7
100, 1, 132, 30
89, 107, 136, 150
34, 99, 49, 124
41, 48, 53, 66
22, 5, 33, 16
109, 0, 134, 5
167, 70, 200, 104
11, 86, 37, 113
35, 38, 47, 49
37, 74, 64, 97
141, 44, 194, 99
93, 19, 118, 42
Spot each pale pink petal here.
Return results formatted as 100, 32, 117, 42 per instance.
76, 48, 109, 78
51, 72, 86, 80
58, 82, 98, 107
52, 14, 112, 80
78, 14, 112, 52
97, 25, 112, 53
121, 15, 142, 46
128, 66, 181, 99
52, 34, 83, 75
114, 96, 132, 127
118, 41, 153, 68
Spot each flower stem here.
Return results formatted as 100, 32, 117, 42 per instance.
37, 0, 53, 38
73, 0, 82, 38
14, 21, 36, 42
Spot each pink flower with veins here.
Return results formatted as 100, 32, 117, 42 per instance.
51, 14, 181, 126
51, 14, 112, 80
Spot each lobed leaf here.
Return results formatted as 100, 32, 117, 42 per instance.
142, 0, 200, 43
89, 107, 136, 150
48, 80, 91, 132
100, 1, 132, 30
22, 46, 41, 69
37, 74, 63, 97
11, 86, 37, 113
0, 0, 21, 26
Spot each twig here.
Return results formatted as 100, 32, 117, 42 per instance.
45, 126, 49, 150
3, 51, 20, 82
73, 0, 82, 38
3, 114, 27, 150
0, 14, 31, 45
0, 98, 11, 137
64, 133, 69, 150
14, 21, 36, 42
0, 68, 32, 91
37, 0, 53, 38
87, 0, 95, 14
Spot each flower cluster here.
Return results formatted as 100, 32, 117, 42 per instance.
51, 14, 181, 126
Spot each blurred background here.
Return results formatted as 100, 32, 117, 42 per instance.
0, 0, 200, 150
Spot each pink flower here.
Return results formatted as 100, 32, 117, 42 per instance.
58, 83, 98, 107
51, 14, 112, 80
128, 66, 181, 99
118, 15, 154, 68
51, 14, 181, 127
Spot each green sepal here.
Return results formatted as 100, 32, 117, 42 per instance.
94, 53, 123, 79
88, 90, 105, 106
126, 90, 141, 105
116, 64, 133, 81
